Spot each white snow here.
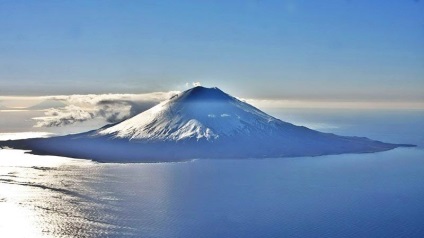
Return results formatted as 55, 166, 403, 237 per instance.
97, 87, 284, 141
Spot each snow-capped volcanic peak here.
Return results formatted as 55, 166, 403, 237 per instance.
1, 86, 410, 162
97, 86, 280, 141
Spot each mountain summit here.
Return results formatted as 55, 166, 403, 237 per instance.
0, 87, 414, 162
97, 86, 284, 142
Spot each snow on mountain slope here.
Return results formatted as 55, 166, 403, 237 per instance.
97, 86, 290, 141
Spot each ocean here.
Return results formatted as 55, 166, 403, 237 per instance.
0, 109, 423, 237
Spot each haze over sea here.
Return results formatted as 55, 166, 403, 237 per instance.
1, 108, 423, 238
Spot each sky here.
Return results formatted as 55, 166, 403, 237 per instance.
0, 0, 423, 105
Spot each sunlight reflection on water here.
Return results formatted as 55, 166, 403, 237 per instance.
1, 148, 424, 237
0, 149, 131, 237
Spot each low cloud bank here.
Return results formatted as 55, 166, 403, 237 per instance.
33, 92, 178, 127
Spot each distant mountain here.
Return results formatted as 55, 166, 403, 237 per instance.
0, 87, 414, 162
27, 100, 67, 110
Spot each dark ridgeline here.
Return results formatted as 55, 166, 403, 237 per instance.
0, 87, 415, 162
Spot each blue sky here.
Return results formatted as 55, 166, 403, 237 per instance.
0, 0, 423, 103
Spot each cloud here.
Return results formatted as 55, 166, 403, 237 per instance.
95, 99, 157, 123
192, 82, 201, 87
45, 92, 177, 106
244, 98, 424, 110
34, 105, 95, 127
33, 91, 178, 127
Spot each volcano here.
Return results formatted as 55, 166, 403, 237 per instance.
0, 86, 414, 162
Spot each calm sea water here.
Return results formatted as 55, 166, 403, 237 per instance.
0, 109, 423, 237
